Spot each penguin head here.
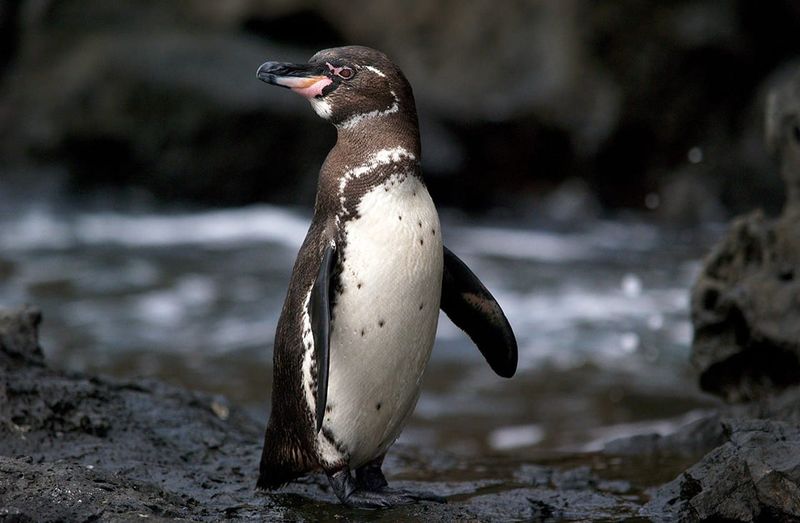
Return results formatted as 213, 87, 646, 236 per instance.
257, 46, 415, 128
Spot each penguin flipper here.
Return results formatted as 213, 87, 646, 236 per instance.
310, 241, 336, 432
440, 246, 518, 378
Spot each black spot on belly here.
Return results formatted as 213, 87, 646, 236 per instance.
326, 405, 333, 414
361, 328, 365, 336
419, 303, 424, 310
378, 319, 385, 328
431, 228, 436, 235
376, 402, 382, 411
419, 239, 424, 246
398, 215, 402, 221
418, 221, 422, 228
357, 282, 362, 289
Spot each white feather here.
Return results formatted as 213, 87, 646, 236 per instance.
310, 98, 333, 120
316, 174, 443, 468
365, 66, 387, 78
337, 91, 400, 130
299, 287, 317, 414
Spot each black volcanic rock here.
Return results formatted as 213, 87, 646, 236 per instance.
0, 306, 646, 520
642, 417, 800, 522
691, 64, 800, 402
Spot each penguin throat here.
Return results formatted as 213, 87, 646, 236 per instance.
310, 98, 333, 119
335, 147, 418, 226
336, 91, 400, 130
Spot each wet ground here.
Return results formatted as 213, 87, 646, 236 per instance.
0, 306, 709, 520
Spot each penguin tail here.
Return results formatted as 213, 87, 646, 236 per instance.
256, 424, 312, 490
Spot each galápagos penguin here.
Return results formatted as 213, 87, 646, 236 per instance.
255, 46, 517, 508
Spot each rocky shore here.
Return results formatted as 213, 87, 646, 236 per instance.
3, 6, 800, 520
0, 306, 643, 521
3, 304, 800, 521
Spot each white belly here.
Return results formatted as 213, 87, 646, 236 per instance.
318, 175, 442, 468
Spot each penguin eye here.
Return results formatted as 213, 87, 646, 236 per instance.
336, 67, 354, 80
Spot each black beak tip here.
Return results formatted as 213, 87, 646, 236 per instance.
256, 62, 274, 83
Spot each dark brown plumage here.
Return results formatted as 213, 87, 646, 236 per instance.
255, 46, 517, 508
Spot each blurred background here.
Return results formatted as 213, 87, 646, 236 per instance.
1, 0, 800, 463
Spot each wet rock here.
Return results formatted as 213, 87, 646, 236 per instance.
6, 301, 800, 520
471, 464, 638, 521
642, 419, 800, 522
0, 305, 43, 366
0, 305, 650, 520
596, 386, 800, 521
465, 486, 638, 523
691, 63, 800, 402
0, 456, 197, 521
0, 307, 275, 519
603, 413, 727, 458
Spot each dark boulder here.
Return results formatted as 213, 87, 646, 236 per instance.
601, 385, 800, 521
691, 63, 800, 402
642, 417, 800, 522
602, 413, 727, 458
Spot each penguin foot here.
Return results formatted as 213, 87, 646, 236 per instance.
343, 488, 446, 509
327, 466, 446, 508
355, 455, 389, 491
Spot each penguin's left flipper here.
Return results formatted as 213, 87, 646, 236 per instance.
310, 241, 336, 432
440, 246, 518, 378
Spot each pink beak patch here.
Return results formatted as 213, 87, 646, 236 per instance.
273, 76, 332, 99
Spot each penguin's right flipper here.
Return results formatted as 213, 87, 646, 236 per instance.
310, 241, 336, 432
440, 246, 518, 378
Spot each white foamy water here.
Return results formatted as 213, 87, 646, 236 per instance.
0, 205, 311, 250
0, 205, 702, 368
0, 202, 717, 453
446, 220, 660, 262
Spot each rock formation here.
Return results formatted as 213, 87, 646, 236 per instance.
691, 64, 800, 402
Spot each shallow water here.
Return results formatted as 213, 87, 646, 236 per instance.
0, 194, 722, 465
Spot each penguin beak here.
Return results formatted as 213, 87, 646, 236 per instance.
257, 61, 333, 99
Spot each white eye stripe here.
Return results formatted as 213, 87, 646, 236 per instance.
365, 66, 386, 78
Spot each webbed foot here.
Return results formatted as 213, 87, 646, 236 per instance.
343, 487, 446, 508
327, 464, 446, 508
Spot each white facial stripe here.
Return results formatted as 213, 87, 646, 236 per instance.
365, 66, 386, 78
300, 286, 317, 416
336, 147, 416, 226
310, 98, 332, 119
337, 91, 400, 130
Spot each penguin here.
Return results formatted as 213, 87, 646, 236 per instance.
255, 46, 517, 508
